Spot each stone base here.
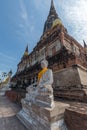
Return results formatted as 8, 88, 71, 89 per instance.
65, 102, 87, 130
54, 64, 87, 101
17, 101, 69, 130
54, 89, 87, 102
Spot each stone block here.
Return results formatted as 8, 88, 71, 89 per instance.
54, 65, 87, 88
65, 103, 87, 130
54, 65, 87, 102
17, 101, 69, 130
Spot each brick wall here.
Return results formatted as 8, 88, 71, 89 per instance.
65, 107, 87, 130
5, 90, 26, 104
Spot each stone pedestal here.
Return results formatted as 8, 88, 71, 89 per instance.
17, 87, 69, 130
54, 64, 87, 102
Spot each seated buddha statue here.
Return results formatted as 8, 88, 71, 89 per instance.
35, 59, 55, 108
26, 59, 54, 108
37, 59, 53, 96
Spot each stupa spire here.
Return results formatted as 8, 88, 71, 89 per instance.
43, 0, 60, 33
51, 0, 55, 9
21, 45, 29, 60
25, 45, 28, 53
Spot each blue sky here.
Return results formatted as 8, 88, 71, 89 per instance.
0, 0, 87, 77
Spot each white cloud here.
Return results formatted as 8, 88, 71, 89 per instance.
16, 0, 29, 40
19, 0, 29, 26
0, 52, 16, 61
16, 0, 36, 42
56, 0, 87, 45
33, 0, 50, 10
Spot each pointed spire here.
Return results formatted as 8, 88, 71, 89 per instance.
51, 0, 54, 9
24, 45, 28, 55
22, 45, 29, 60
83, 40, 87, 48
49, 0, 58, 17
43, 0, 60, 33
25, 45, 28, 53
51, 0, 53, 5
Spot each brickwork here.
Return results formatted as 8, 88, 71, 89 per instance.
65, 102, 87, 130
5, 90, 26, 104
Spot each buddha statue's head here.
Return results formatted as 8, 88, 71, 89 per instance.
41, 60, 48, 69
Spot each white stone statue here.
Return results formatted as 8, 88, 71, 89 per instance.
38, 60, 53, 85
26, 59, 54, 108
37, 60, 54, 96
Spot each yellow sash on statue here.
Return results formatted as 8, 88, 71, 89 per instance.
38, 68, 48, 82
